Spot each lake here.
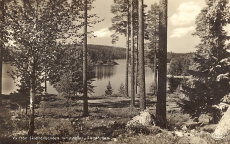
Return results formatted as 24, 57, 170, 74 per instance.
92, 59, 156, 96
2, 59, 162, 95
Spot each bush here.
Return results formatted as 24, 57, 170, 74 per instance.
168, 77, 181, 93
105, 81, 113, 96
118, 83, 125, 96
166, 112, 190, 130
149, 82, 157, 95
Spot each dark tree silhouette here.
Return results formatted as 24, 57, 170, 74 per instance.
156, 0, 167, 128
138, 0, 146, 110
130, 0, 135, 107
126, 0, 130, 98
82, 0, 89, 117
181, 0, 230, 123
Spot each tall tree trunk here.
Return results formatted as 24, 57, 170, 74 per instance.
135, 1, 139, 95
125, 0, 130, 98
156, 0, 167, 128
0, 0, 5, 107
28, 61, 36, 136
154, 48, 157, 95
135, 35, 138, 95
82, 0, 89, 117
138, 0, 146, 110
130, 0, 135, 107
154, 18, 158, 95
44, 70, 47, 94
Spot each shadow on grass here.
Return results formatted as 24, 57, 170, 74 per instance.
89, 100, 134, 108
89, 99, 156, 109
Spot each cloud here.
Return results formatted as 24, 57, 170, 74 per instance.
170, 26, 195, 38
170, 2, 201, 26
94, 28, 112, 37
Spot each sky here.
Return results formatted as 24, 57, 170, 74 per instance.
87, 0, 230, 53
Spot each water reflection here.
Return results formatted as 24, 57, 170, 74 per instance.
94, 65, 115, 80
91, 59, 156, 96
3, 59, 183, 96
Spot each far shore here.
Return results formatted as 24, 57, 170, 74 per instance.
167, 75, 191, 78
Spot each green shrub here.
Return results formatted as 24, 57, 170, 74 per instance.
166, 112, 190, 130
118, 83, 125, 96
105, 81, 113, 96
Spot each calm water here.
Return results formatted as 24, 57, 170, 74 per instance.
2, 59, 157, 95
92, 59, 156, 96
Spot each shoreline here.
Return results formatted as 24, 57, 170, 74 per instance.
167, 75, 191, 78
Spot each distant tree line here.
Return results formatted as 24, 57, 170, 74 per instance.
3, 44, 126, 65
167, 52, 194, 76
87, 44, 126, 65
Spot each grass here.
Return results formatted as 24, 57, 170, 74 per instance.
1, 92, 230, 143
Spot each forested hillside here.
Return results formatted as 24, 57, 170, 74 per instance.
88, 44, 126, 65
4, 44, 193, 67
4, 44, 127, 65
167, 52, 194, 63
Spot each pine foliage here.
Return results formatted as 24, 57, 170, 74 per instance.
180, 0, 230, 122
118, 83, 126, 96
105, 81, 113, 96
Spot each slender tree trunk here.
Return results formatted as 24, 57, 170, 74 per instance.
0, 0, 5, 107
125, 0, 130, 98
28, 61, 36, 136
82, 0, 89, 117
44, 70, 47, 94
156, 0, 167, 128
154, 49, 157, 95
154, 18, 158, 95
130, 0, 135, 107
135, 35, 138, 95
135, 1, 139, 95
138, 0, 146, 110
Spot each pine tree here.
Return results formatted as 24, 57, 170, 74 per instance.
130, 0, 135, 107
146, 3, 160, 95
118, 83, 126, 96
181, 0, 230, 123
110, 0, 138, 99
105, 81, 113, 96
138, 0, 146, 110
0, 0, 10, 106
125, 0, 130, 98
82, 0, 89, 117
156, 0, 167, 128
0, 0, 5, 106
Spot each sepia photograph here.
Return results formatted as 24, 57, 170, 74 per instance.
0, 0, 230, 143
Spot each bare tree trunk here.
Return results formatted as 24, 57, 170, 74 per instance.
28, 61, 36, 136
154, 18, 158, 95
154, 49, 157, 95
156, 0, 167, 128
130, 0, 135, 107
44, 70, 47, 94
135, 1, 139, 95
135, 35, 138, 95
125, 0, 130, 98
138, 0, 146, 111
0, 0, 5, 107
82, 0, 89, 117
